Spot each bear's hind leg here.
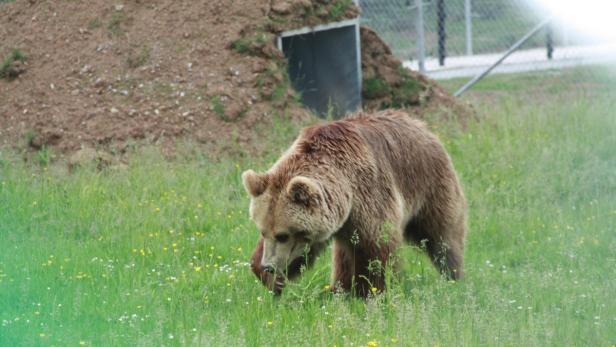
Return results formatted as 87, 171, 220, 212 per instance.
405, 217, 465, 280
428, 235, 464, 280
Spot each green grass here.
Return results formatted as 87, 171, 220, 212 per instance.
230, 31, 270, 56
0, 48, 26, 80
126, 46, 151, 69
1, 67, 616, 346
439, 65, 616, 97
87, 17, 102, 31
210, 96, 228, 122
329, 0, 353, 21
107, 12, 127, 37
363, 77, 391, 99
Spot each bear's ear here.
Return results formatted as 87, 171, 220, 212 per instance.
242, 170, 269, 197
286, 176, 322, 207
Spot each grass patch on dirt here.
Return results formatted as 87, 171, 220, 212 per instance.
1, 67, 616, 346
0, 48, 25, 80
438, 65, 616, 97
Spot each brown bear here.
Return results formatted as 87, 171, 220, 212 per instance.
242, 109, 467, 297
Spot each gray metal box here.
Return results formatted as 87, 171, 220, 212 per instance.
278, 19, 362, 118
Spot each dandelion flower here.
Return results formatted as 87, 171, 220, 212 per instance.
367, 340, 377, 347
370, 287, 378, 294
194, 267, 202, 272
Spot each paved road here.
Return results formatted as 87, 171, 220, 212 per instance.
403, 44, 616, 80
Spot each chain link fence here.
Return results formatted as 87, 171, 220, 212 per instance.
361, 0, 545, 58
359, 0, 615, 84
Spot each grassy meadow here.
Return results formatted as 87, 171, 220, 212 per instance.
1, 67, 616, 346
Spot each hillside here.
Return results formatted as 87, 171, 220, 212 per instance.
0, 0, 468, 156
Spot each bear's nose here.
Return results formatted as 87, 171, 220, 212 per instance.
262, 264, 275, 274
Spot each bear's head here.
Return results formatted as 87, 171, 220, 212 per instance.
242, 169, 343, 275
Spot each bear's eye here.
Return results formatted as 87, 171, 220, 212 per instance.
275, 234, 290, 243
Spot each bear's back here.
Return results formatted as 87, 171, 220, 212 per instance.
340, 110, 457, 213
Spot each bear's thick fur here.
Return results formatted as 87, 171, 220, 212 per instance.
242, 110, 467, 296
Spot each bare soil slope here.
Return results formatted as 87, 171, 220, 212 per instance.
0, 0, 469, 156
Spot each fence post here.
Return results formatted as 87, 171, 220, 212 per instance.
546, 24, 553, 60
415, 0, 426, 73
437, 0, 446, 66
465, 0, 473, 56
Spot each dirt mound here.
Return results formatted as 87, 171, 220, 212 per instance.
0, 0, 469, 156
360, 27, 472, 118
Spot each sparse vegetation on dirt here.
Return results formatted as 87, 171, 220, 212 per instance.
107, 12, 127, 37
0, 0, 469, 158
126, 46, 151, 69
0, 48, 26, 80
